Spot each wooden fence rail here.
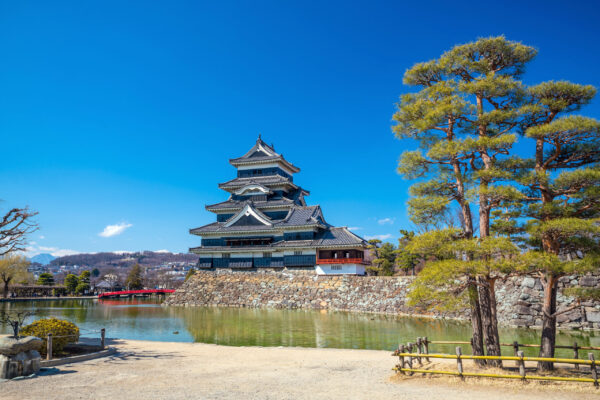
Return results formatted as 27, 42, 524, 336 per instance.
393, 348, 600, 387
428, 339, 600, 351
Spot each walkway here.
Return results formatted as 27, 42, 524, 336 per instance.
2, 340, 596, 400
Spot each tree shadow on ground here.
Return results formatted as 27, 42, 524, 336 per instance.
100, 338, 184, 364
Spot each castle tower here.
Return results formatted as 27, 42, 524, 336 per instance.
190, 136, 368, 275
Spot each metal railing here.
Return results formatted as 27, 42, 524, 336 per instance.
46, 328, 105, 361
316, 258, 365, 264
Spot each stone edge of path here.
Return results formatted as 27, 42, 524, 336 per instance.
40, 347, 116, 367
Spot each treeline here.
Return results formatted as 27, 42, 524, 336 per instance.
50, 251, 199, 269
393, 37, 600, 372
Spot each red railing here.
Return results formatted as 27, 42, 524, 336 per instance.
317, 258, 364, 265
98, 289, 175, 299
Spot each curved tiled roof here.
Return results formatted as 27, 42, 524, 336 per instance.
206, 188, 308, 211
229, 136, 300, 172
218, 175, 297, 190
190, 205, 327, 235
190, 227, 367, 252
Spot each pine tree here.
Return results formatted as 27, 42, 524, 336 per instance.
395, 36, 600, 371
396, 230, 418, 276
37, 272, 55, 286
514, 83, 600, 370
366, 239, 396, 276
76, 270, 91, 294
185, 268, 196, 282
64, 274, 78, 294
394, 37, 536, 362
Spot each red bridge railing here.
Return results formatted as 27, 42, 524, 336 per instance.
316, 258, 365, 265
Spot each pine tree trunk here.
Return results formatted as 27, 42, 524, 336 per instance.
468, 278, 486, 366
538, 274, 557, 371
478, 276, 502, 367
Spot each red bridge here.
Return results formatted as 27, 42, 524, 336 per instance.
98, 289, 175, 299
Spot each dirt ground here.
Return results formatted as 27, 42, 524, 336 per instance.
2, 340, 598, 400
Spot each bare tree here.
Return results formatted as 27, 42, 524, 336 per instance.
0, 206, 39, 256
0, 310, 35, 338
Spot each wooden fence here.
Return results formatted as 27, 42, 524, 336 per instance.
393, 337, 600, 387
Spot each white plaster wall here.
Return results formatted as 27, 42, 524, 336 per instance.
315, 264, 365, 275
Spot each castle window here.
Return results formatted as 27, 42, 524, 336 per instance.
331, 265, 342, 271
294, 251, 302, 256
222, 253, 230, 258
263, 252, 272, 258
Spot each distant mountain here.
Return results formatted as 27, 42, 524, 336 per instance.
50, 251, 198, 269
30, 253, 56, 265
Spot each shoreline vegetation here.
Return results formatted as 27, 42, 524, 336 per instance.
0, 296, 96, 302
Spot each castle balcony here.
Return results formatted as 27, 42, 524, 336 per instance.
316, 249, 365, 265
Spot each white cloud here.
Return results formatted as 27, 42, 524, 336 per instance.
154, 249, 170, 253
364, 234, 393, 241
377, 218, 395, 225
347, 227, 361, 231
51, 249, 80, 257
112, 250, 134, 255
99, 222, 133, 238
39, 235, 45, 239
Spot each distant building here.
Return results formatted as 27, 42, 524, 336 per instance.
190, 136, 368, 275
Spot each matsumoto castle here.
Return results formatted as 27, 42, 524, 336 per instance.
190, 136, 368, 275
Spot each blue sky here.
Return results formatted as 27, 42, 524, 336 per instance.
1, 1, 599, 256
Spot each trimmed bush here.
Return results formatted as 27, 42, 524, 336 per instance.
20, 318, 80, 356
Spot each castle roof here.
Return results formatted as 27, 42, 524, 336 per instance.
190, 227, 367, 253
205, 189, 307, 212
229, 136, 300, 173
218, 175, 298, 192
190, 205, 327, 235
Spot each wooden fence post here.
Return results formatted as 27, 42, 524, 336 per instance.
407, 343, 414, 375
573, 342, 579, 370
416, 337, 423, 366
398, 345, 405, 374
517, 350, 526, 380
423, 336, 430, 362
101, 328, 106, 349
590, 353, 598, 388
456, 347, 464, 380
46, 333, 53, 361
512, 341, 519, 368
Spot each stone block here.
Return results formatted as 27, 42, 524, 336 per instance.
521, 277, 535, 288
586, 311, 600, 323
513, 319, 529, 327
580, 276, 598, 287
517, 305, 532, 315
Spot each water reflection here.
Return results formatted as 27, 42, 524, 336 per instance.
1, 298, 599, 355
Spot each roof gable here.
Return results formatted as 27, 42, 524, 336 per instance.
236, 136, 278, 160
229, 136, 300, 173
224, 204, 273, 227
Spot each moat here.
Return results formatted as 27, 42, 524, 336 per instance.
2, 298, 599, 357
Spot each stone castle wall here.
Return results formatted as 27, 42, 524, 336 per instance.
165, 270, 600, 330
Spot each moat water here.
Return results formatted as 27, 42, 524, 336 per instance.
2, 298, 599, 356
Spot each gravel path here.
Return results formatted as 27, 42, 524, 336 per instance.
1, 340, 596, 400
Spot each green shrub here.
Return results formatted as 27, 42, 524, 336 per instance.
20, 318, 80, 356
